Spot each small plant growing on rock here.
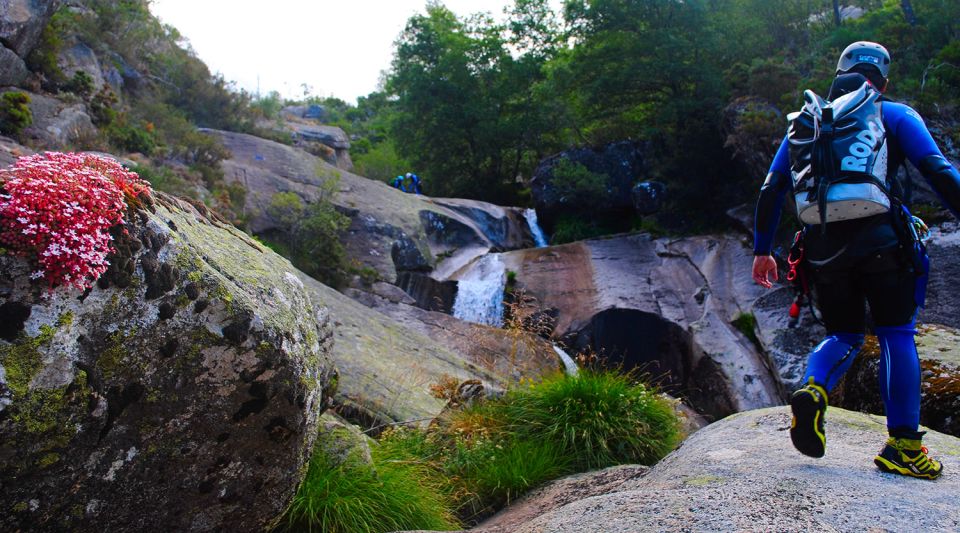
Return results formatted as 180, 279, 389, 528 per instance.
0, 92, 33, 138
0, 152, 150, 290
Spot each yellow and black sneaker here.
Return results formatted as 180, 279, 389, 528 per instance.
790, 377, 828, 458
874, 437, 943, 480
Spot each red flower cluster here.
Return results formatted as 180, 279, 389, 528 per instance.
0, 152, 151, 290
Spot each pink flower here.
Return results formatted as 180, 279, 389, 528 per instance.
0, 152, 151, 290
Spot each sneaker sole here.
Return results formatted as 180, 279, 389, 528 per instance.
874, 456, 942, 480
790, 390, 825, 458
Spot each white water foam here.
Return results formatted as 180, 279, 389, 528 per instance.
452, 254, 507, 327
524, 208, 549, 248
553, 345, 579, 376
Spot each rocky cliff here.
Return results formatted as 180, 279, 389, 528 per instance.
496, 233, 782, 419
0, 193, 337, 531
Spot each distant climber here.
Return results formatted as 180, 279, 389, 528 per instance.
391, 175, 406, 192
408, 173, 423, 195
751, 41, 960, 480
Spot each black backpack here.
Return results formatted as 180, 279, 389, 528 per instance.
787, 73, 890, 228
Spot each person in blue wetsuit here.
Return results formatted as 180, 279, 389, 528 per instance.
391, 175, 406, 192
751, 42, 960, 479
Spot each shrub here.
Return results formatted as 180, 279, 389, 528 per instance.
384, 370, 681, 523
0, 92, 33, 137
0, 152, 150, 289
262, 179, 350, 287
65, 70, 95, 97
500, 371, 681, 470
107, 123, 156, 155
278, 430, 459, 533
551, 158, 608, 210
551, 213, 609, 244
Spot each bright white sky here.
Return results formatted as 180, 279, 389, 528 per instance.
149, 0, 563, 104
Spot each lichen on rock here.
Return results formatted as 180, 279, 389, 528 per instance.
0, 192, 337, 532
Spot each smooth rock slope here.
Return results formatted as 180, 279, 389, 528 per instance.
466, 407, 960, 533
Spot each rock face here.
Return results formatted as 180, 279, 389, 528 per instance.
530, 140, 647, 231
0, 45, 29, 85
833, 324, 960, 438
467, 407, 960, 533
298, 271, 562, 428
498, 233, 783, 419
0, 194, 337, 531
0, 0, 61, 58
58, 41, 107, 92
209, 129, 537, 284
18, 88, 97, 148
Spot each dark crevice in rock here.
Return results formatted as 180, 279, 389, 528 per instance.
222, 313, 253, 344
98, 382, 145, 442
193, 299, 210, 314
0, 301, 31, 342
159, 339, 179, 358
264, 416, 292, 443
142, 252, 178, 299
568, 308, 736, 420
232, 398, 268, 422
158, 300, 176, 320
395, 272, 457, 313
184, 282, 200, 300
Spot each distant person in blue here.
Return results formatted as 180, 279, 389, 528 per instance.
391, 175, 406, 192
408, 172, 423, 195
751, 42, 960, 479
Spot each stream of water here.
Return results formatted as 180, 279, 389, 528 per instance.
524, 208, 549, 248
553, 345, 579, 376
451, 254, 507, 327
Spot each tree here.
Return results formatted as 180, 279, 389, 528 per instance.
387, 3, 558, 203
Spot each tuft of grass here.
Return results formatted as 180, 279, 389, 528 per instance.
499, 371, 681, 470
277, 432, 459, 533
731, 312, 762, 351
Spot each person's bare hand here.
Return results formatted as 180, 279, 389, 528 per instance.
752, 255, 778, 289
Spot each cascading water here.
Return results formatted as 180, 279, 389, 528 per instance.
553, 345, 579, 376
452, 254, 507, 327
524, 208, 549, 248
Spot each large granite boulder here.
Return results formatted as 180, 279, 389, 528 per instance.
296, 269, 562, 429
497, 233, 783, 419
0, 45, 28, 86
0, 0, 61, 58
0, 193, 337, 531
57, 41, 107, 92
208, 129, 537, 283
530, 140, 647, 231
16, 88, 96, 148
461, 407, 960, 533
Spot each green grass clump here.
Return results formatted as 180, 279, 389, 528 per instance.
278, 431, 459, 533
500, 371, 681, 471
282, 370, 680, 530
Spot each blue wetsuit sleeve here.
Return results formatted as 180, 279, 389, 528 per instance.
753, 136, 791, 255
885, 102, 960, 218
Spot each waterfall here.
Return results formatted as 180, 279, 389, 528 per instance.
553, 345, 579, 376
452, 254, 506, 327
524, 208, 549, 248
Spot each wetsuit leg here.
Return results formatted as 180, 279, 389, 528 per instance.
803, 333, 865, 391
803, 268, 867, 391
863, 266, 921, 438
